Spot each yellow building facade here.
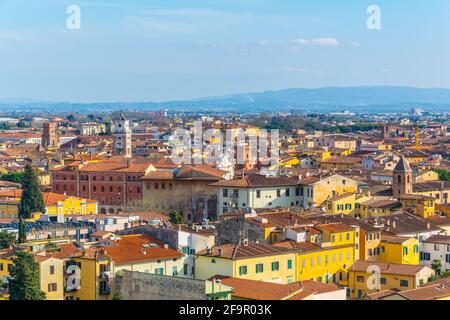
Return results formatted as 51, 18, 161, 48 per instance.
0, 190, 98, 219
325, 193, 356, 215
379, 237, 420, 265
65, 250, 112, 301
348, 261, 434, 299
195, 244, 298, 285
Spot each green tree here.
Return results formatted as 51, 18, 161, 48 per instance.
18, 164, 44, 219
431, 259, 442, 276
169, 210, 184, 225
113, 291, 123, 300
0, 172, 25, 184
9, 251, 46, 300
18, 216, 27, 244
0, 231, 16, 249
434, 169, 450, 182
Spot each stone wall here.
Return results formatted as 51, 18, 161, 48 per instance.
115, 271, 206, 300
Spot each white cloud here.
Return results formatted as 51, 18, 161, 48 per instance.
285, 67, 324, 75
290, 37, 339, 47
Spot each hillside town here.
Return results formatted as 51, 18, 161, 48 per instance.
0, 110, 449, 301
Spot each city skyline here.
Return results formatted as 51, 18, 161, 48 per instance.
1, 0, 450, 103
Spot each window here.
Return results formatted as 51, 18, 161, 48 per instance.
346, 233, 350, 241
256, 264, 264, 273
356, 276, 365, 282
380, 278, 387, 285
183, 264, 188, 276
403, 247, 409, 256
256, 190, 261, 198
285, 188, 290, 197
223, 189, 228, 197
239, 266, 248, 275
446, 254, 450, 263
48, 283, 57, 292
357, 289, 363, 299
414, 245, 419, 254
287, 259, 293, 270
331, 235, 335, 242
272, 261, 280, 271
295, 187, 300, 196
154, 268, 164, 275
50, 266, 55, 275
276, 189, 281, 197
162, 183, 166, 189
233, 189, 239, 197
368, 249, 373, 256
400, 280, 409, 287
172, 266, 178, 276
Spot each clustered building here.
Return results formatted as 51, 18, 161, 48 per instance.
0, 112, 450, 300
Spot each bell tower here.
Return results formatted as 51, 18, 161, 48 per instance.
113, 112, 132, 158
393, 155, 413, 198
42, 122, 59, 148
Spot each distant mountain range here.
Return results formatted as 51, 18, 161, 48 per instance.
2, 86, 450, 114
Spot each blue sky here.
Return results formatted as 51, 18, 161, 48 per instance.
0, 0, 449, 102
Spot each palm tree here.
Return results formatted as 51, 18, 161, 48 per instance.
431, 259, 442, 276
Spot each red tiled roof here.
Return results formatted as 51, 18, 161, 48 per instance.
103, 234, 183, 264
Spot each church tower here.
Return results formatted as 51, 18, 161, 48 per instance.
393, 155, 413, 198
113, 112, 132, 158
42, 122, 59, 148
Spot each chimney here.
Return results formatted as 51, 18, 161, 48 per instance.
392, 221, 396, 229
427, 222, 431, 230
242, 239, 249, 246
164, 244, 169, 249
141, 248, 147, 255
